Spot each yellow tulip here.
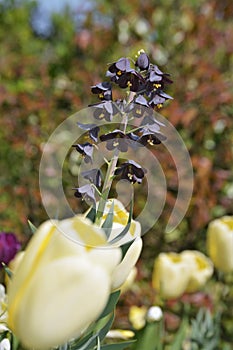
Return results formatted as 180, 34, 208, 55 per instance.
207, 216, 233, 273
152, 252, 191, 299
180, 251, 213, 293
129, 306, 147, 330
8, 215, 139, 350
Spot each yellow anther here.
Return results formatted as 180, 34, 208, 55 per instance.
136, 109, 141, 115
127, 173, 133, 180
98, 93, 104, 99
113, 141, 119, 147
157, 104, 163, 109
99, 113, 105, 119
127, 81, 132, 87
154, 84, 161, 89
117, 70, 122, 76
147, 139, 154, 146
137, 49, 145, 55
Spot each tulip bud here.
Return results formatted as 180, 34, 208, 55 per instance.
207, 216, 233, 273
98, 199, 141, 245
180, 251, 213, 293
152, 252, 190, 299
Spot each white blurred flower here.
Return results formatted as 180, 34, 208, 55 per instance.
146, 306, 163, 322
0, 339, 10, 350
0, 284, 8, 329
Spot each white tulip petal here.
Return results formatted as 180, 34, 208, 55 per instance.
111, 238, 142, 290
11, 256, 111, 350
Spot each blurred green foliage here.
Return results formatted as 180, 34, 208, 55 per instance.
0, 0, 232, 346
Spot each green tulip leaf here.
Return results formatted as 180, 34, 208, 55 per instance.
97, 337, 101, 350
120, 241, 133, 259
86, 206, 97, 223
109, 195, 134, 244
170, 316, 188, 350
98, 312, 115, 342
27, 220, 37, 234
99, 290, 120, 319
131, 322, 161, 350
70, 333, 98, 350
100, 340, 136, 350
2, 263, 13, 279
101, 200, 114, 239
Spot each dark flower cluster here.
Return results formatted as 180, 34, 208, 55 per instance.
73, 51, 173, 202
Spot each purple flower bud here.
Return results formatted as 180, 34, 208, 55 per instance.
0, 232, 21, 265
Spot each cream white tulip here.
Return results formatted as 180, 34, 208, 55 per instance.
152, 253, 191, 299
7, 216, 122, 350
112, 238, 142, 290
180, 250, 213, 293
207, 216, 233, 273
120, 267, 137, 294
7, 213, 142, 349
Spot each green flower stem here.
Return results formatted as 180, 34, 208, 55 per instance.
95, 149, 119, 224
95, 92, 135, 225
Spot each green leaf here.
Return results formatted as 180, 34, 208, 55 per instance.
170, 317, 188, 350
120, 241, 133, 259
133, 320, 163, 350
86, 206, 97, 223
99, 290, 121, 319
11, 333, 20, 350
101, 200, 114, 239
0, 332, 8, 342
27, 220, 37, 234
100, 340, 136, 350
109, 195, 134, 244
96, 337, 101, 350
98, 312, 115, 342
2, 263, 13, 279
71, 333, 98, 350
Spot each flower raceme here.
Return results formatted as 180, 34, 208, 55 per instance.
152, 251, 213, 300
7, 215, 142, 350
207, 216, 233, 273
